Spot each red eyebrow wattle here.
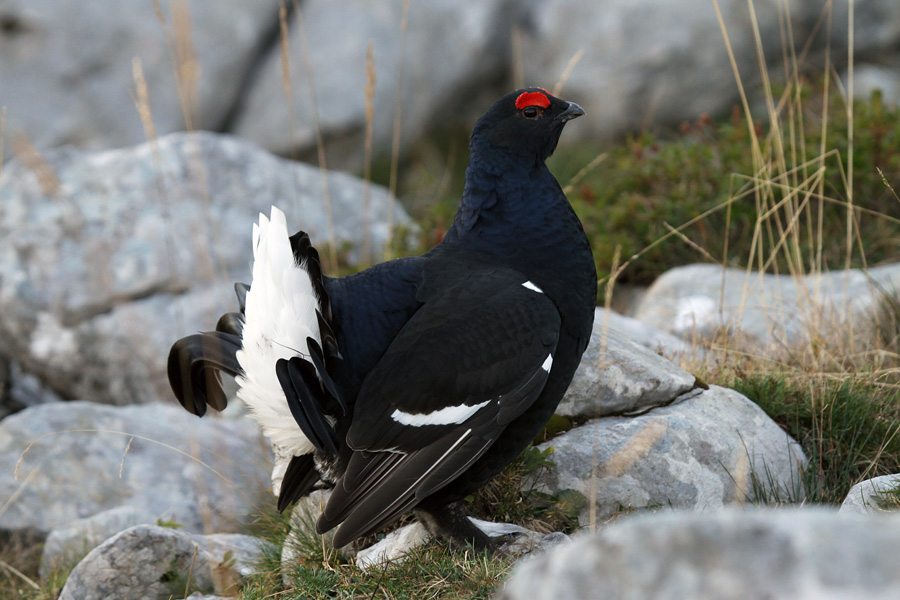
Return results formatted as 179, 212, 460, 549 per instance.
515, 91, 550, 110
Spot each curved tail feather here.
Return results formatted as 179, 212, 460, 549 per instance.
167, 330, 242, 416
168, 282, 248, 415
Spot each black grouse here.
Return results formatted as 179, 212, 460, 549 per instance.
168, 87, 597, 550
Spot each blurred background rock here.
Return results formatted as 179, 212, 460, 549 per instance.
2, 0, 897, 169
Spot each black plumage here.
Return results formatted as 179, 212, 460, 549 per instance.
168, 87, 597, 550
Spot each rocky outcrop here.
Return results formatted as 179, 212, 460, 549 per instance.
3, 1, 898, 163
558, 310, 698, 418
0, 132, 412, 406
497, 508, 900, 600
57, 525, 270, 600
232, 0, 513, 166
632, 264, 900, 351
533, 386, 807, 525
840, 474, 900, 515
0, 0, 281, 152
0, 401, 271, 541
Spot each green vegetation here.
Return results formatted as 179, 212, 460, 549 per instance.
234, 445, 581, 600
554, 86, 900, 284
270, 543, 512, 600
239, 497, 508, 600
731, 375, 900, 504
392, 81, 900, 288
0, 533, 69, 600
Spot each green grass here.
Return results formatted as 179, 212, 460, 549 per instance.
729, 374, 900, 505
238, 495, 510, 600
388, 81, 900, 288
875, 483, 900, 510
558, 85, 900, 285
234, 444, 580, 600
272, 543, 512, 600
0, 532, 70, 600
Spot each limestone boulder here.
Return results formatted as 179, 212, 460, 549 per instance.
632, 264, 900, 351
497, 508, 900, 600
0, 132, 412, 405
0, 401, 271, 540
536, 386, 807, 525
840, 474, 900, 515
558, 310, 699, 419
57, 525, 270, 600
0, 0, 280, 153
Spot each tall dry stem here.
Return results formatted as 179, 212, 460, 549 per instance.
362, 41, 377, 266
385, 0, 411, 260
293, 0, 337, 272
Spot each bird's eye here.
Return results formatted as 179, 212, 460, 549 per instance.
522, 106, 541, 119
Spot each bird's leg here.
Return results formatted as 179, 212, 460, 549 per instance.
414, 501, 494, 552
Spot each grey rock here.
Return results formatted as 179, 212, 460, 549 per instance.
0, 358, 62, 420
0, 0, 280, 155
847, 61, 900, 108
594, 307, 692, 356
233, 0, 511, 165
497, 508, 900, 600
520, 0, 900, 142
0, 401, 271, 540
58, 525, 269, 600
632, 263, 900, 351
536, 386, 806, 525
39, 505, 156, 578
558, 311, 698, 418
840, 474, 900, 515
0, 131, 413, 404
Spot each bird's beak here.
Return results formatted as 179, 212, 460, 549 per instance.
558, 102, 585, 122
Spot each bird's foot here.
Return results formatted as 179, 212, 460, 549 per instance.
413, 501, 494, 553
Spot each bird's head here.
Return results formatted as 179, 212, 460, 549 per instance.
470, 87, 585, 165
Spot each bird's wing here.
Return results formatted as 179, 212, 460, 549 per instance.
317, 264, 560, 546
